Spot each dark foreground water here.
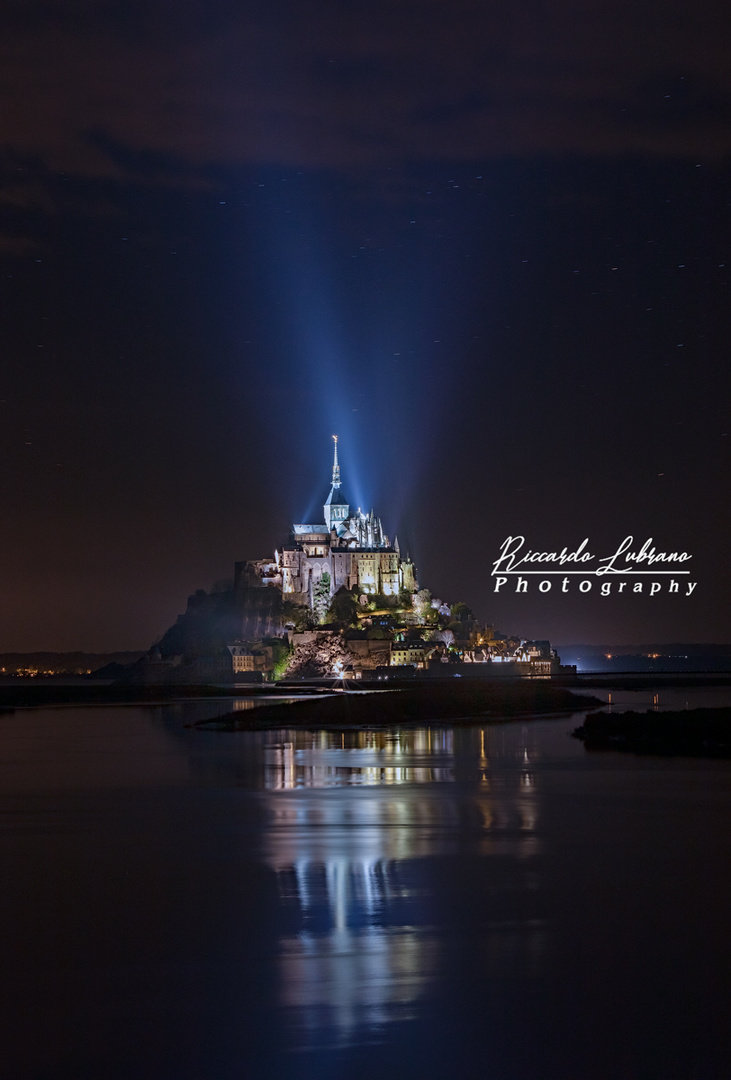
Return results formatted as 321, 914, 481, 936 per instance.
1, 689, 730, 1080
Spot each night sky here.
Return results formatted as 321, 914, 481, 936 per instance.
2, 0, 731, 650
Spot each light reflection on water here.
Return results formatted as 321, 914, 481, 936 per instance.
254, 725, 543, 1052
583, 684, 731, 711
1, 689, 730, 1078
262, 728, 457, 788
250, 723, 548, 791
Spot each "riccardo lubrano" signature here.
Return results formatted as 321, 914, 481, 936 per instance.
492, 536, 696, 596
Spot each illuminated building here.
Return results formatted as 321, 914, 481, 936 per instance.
227, 644, 256, 673
390, 640, 435, 668
266, 436, 417, 608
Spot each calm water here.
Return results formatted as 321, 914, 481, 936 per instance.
1, 689, 730, 1079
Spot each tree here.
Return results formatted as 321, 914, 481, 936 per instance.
271, 646, 294, 681
326, 586, 359, 626
312, 572, 332, 624
282, 599, 315, 630
413, 589, 432, 623
450, 602, 474, 623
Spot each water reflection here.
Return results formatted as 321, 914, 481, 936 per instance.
231, 695, 306, 712
262, 729, 456, 789
276, 855, 434, 1046
585, 684, 731, 711
255, 726, 543, 1050
3, 696, 729, 1077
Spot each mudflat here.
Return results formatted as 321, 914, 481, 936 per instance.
196, 681, 601, 730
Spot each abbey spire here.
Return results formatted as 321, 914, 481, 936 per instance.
323, 434, 350, 531
331, 434, 341, 487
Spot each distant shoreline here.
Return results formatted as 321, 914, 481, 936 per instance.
3, 673, 731, 715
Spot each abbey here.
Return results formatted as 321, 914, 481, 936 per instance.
244, 437, 417, 609
281, 436, 416, 606
147, 437, 576, 680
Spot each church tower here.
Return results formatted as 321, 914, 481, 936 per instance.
323, 435, 350, 531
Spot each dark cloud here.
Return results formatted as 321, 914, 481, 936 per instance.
1, 0, 730, 184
